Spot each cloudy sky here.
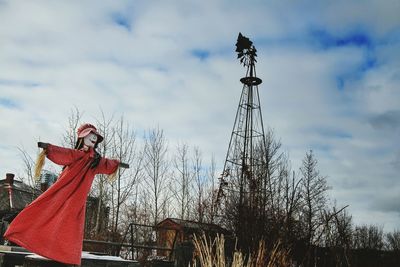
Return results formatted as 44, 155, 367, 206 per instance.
1, 1, 399, 231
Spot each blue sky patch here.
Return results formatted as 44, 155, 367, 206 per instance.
309, 28, 373, 50
0, 79, 40, 88
336, 76, 345, 91
310, 143, 332, 153
335, 53, 377, 91
359, 56, 377, 72
336, 32, 372, 48
191, 49, 210, 60
314, 127, 352, 139
0, 98, 18, 109
111, 13, 131, 31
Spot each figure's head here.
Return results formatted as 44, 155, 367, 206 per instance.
76, 123, 103, 149
83, 132, 98, 148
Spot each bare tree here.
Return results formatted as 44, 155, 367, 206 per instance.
299, 150, 330, 246
17, 147, 37, 193
281, 169, 302, 245
171, 142, 192, 220
192, 147, 206, 223
62, 106, 83, 148
91, 110, 115, 236
204, 155, 218, 224
385, 230, 400, 251
353, 224, 384, 250
262, 129, 284, 218
296, 150, 331, 267
109, 116, 143, 239
143, 127, 170, 225
318, 205, 353, 266
326, 206, 353, 248
123, 189, 154, 257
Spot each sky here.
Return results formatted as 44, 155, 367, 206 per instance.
0, 0, 399, 231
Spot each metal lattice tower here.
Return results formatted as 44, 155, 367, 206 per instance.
216, 33, 267, 248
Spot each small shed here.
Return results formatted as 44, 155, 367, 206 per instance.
155, 218, 231, 259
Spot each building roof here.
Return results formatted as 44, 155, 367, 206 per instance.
0, 179, 41, 214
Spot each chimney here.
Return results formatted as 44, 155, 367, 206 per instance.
6, 173, 15, 210
5, 173, 15, 185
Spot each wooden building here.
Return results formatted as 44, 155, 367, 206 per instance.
0, 173, 42, 243
155, 218, 231, 259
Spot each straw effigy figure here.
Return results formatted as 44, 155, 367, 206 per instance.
4, 123, 129, 265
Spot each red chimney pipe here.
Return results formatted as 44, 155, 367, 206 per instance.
5, 173, 15, 209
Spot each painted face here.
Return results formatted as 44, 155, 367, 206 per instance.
83, 132, 98, 148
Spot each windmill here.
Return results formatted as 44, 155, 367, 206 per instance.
216, 33, 268, 248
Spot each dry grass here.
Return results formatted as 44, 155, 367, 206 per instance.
191, 234, 291, 267
192, 233, 225, 267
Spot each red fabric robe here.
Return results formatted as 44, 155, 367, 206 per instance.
4, 144, 119, 265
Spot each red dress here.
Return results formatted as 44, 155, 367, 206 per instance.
4, 144, 119, 265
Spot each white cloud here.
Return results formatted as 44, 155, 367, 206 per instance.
0, 0, 399, 231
